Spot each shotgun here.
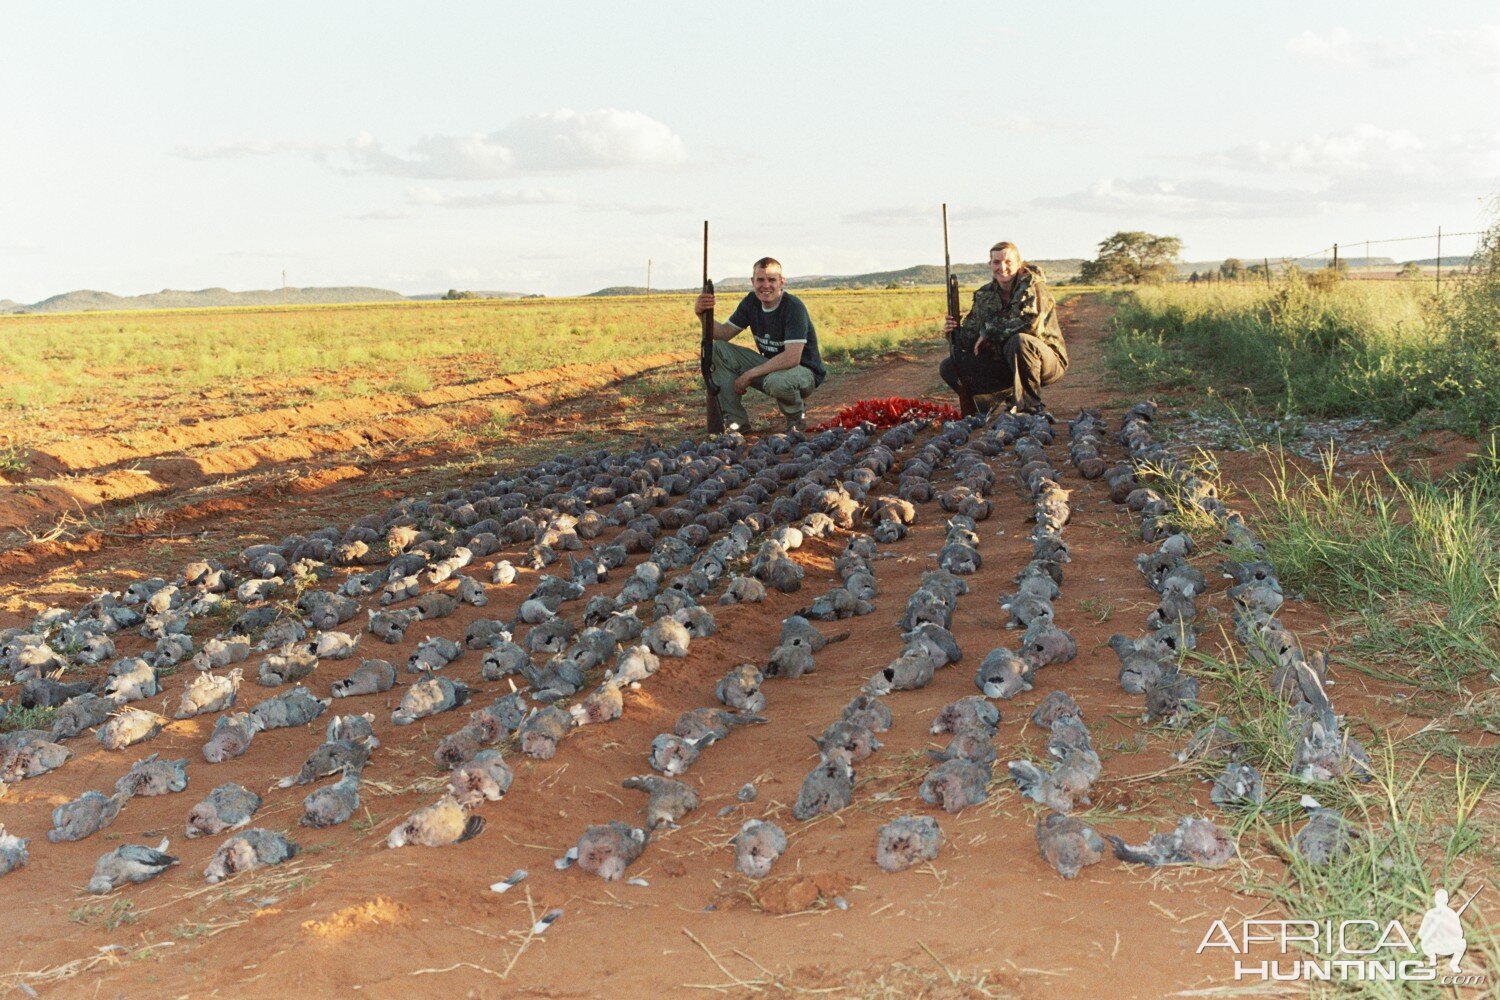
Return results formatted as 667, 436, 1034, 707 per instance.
943, 204, 976, 417
700, 220, 725, 434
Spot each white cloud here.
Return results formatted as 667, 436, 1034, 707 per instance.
351, 209, 412, 221
347, 109, 687, 178
174, 139, 339, 160
1213, 126, 1500, 198
1033, 177, 1351, 219
1288, 25, 1500, 76
404, 186, 574, 208
841, 205, 1006, 226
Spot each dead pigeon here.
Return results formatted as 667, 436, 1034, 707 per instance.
48, 790, 127, 842
204, 828, 299, 882
1107, 817, 1236, 868
519, 705, 573, 760
326, 713, 378, 748
278, 739, 372, 787
793, 758, 855, 820
975, 648, 1032, 700
1036, 811, 1107, 879
98, 709, 166, 751
406, 635, 462, 673
88, 840, 179, 894
932, 696, 1001, 736
203, 712, 264, 763
715, 663, 766, 714
306, 631, 360, 660
622, 774, 699, 828
115, 754, 189, 797
648, 733, 702, 776
1109, 634, 1168, 695
643, 618, 692, 658
1020, 622, 1077, 669
300, 771, 362, 828
1008, 751, 1097, 813
875, 815, 943, 872
570, 680, 625, 726
1293, 796, 1360, 867
815, 719, 882, 765
676, 708, 766, 746
332, 658, 397, 698
768, 640, 818, 680
251, 686, 328, 729
387, 796, 484, 848
575, 821, 649, 881
1210, 761, 1265, 810
920, 759, 991, 813
611, 644, 661, 686
732, 819, 787, 878
1030, 691, 1081, 727
186, 782, 263, 838
50, 693, 115, 741
103, 657, 158, 704
927, 728, 997, 766
175, 668, 243, 719
0, 826, 27, 877
841, 693, 893, 733
256, 645, 318, 687
393, 676, 470, 726
1291, 710, 1372, 783
481, 642, 531, 680
1, 736, 72, 782
447, 750, 514, 808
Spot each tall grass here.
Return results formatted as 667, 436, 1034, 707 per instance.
1107, 276, 1499, 436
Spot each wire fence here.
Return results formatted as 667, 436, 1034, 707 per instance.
1187, 227, 1488, 290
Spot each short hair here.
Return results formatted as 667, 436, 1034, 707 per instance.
752, 257, 783, 273
989, 241, 1022, 260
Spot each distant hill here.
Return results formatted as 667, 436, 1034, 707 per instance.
1, 286, 409, 314
585, 260, 1086, 297
406, 290, 531, 301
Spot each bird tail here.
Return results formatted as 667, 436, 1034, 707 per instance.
458, 815, 486, 843
1105, 835, 1160, 866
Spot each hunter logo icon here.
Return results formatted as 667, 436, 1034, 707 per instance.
1419, 887, 1480, 974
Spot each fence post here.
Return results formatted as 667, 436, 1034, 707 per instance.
1264, 258, 1272, 289
1436, 226, 1442, 293
1332, 243, 1339, 274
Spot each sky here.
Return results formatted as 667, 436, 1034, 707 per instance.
1, 0, 1496, 301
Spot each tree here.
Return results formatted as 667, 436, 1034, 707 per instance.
1219, 258, 1244, 281
1398, 261, 1423, 279
1079, 231, 1184, 284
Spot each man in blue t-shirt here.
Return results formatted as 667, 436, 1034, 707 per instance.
693, 256, 826, 433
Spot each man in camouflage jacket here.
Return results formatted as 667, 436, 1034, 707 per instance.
940, 241, 1068, 413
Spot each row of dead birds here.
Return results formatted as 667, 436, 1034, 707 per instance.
1108, 403, 1371, 867
3, 416, 993, 888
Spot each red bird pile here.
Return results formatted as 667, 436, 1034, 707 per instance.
812, 396, 962, 431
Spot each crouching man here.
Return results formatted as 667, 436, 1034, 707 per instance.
693, 256, 826, 433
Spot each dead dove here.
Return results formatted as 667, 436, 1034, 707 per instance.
1036, 811, 1107, 878
98, 709, 166, 751
1030, 691, 1081, 727
203, 712, 264, 763
575, 821, 649, 881
256, 646, 319, 687
1210, 761, 1265, 809
174, 668, 243, 719
306, 631, 360, 660
50, 693, 116, 741
2, 737, 72, 782
204, 828, 299, 882
186, 782, 262, 838
491, 560, 518, 585
1107, 817, 1236, 868
447, 750, 514, 808
279, 739, 372, 787
643, 617, 692, 658
393, 675, 470, 726
611, 644, 661, 686
932, 696, 1001, 736
648, 733, 702, 776
48, 790, 127, 842
768, 640, 817, 680
1020, 622, 1077, 670
715, 663, 766, 714
841, 693, 893, 733
793, 758, 855, 820
300, 771, 362, 828
815, 719, 882, 765
332, 658, 397, 698
975, 648, 1033, 700
326, 712, 378, 748
103, 657, 158, 704
519, 705, 573, 760
406, 635, 462, 673
875, 815, 943, 872
1007, 751, 1097, 813
470, 694, 528, 742
675, 708, 766, 746
927, 728, 997, 766
719, 576, 767, 605
0, 825, 29, 876
88, 840, 179, 894
920, 759, 992, 813
1291, 709, 1372, 783
115, 754, 189, 797
1109, 634, 1169, 695
386, 795, 484, 848
1292, 795, 1360, 867
570, 680, 625, 726
251, 686, 328, 729
622, 774, 699, 828
732, 819, 787, 878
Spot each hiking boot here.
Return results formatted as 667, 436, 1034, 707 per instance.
784, 412, 806, 433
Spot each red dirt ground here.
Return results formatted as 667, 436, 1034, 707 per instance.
0, 297, 1485, 999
